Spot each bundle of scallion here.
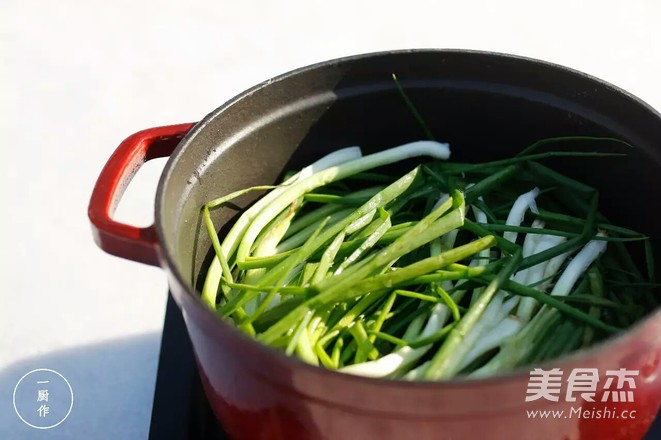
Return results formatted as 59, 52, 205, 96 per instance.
198, 135, 657, 381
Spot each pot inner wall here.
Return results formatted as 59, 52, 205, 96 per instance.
158, 50, 661, 320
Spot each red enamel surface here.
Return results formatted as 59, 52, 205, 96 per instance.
88, 123, 194, 266
169, 269, 661, 440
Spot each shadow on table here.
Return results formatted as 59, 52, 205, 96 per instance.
0, 332, 161, 440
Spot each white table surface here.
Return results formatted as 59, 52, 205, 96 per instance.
2, 1, 661, 438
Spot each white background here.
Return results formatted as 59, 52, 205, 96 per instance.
2, 1, 661, 438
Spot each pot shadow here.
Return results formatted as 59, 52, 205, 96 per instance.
0, 332, 161, 440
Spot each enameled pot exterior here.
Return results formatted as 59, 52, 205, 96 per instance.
89, 50, 661, 440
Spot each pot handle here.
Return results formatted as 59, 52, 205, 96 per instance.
88, 123, 195, 266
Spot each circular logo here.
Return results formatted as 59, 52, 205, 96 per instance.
13, 369, 73, 429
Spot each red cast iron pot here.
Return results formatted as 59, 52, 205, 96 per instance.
89, 50, 661, 440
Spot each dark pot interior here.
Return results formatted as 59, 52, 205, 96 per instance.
160, 50, 661, 304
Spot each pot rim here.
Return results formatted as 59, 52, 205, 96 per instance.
154, 48, 661, 392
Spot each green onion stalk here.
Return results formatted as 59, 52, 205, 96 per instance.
194, 79, 657, 380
